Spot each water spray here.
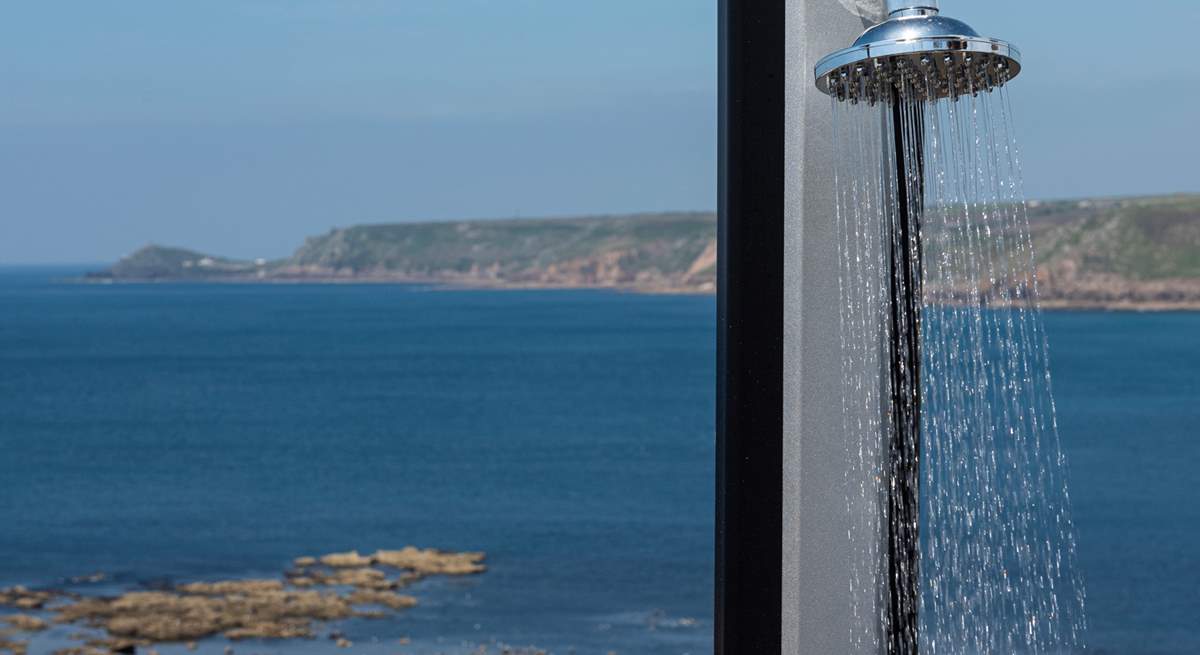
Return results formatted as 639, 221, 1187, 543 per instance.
815, 3, 1022, 654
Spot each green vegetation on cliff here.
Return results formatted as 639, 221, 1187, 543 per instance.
98, 212, 718, 293
105, 246, 266, 280
290, 212, 715, 281
1029, 194, 1200, 280
1019, 194, 1200, 308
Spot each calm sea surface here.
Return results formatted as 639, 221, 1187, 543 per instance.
0, 268, 1196, 654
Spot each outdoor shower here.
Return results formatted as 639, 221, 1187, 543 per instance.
814, 2, 1023, 653
717, 1, 1083, 653
815, 1, 1020, 103
811, 3, 1084, 652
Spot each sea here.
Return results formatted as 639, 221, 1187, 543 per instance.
0, 267, 1196, 655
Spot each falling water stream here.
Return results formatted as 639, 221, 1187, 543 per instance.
833, 75, 1087, 654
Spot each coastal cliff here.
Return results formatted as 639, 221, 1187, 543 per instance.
93, 195, 1200, 308
1028, 195, 1200, 309
96, 212, 717, 294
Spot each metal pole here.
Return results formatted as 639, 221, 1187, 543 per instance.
718, 0, 888, 653
717, 0, 785, 651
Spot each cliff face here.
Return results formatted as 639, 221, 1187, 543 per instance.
1029, 195, 1200, 308
276, 212, 717, 292
93, 196, 1200, 307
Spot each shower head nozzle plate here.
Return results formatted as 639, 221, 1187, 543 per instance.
815, 13, 1021, 103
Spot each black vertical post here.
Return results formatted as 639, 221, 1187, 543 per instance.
886, 95, 924, 655
716, 0, 785, 653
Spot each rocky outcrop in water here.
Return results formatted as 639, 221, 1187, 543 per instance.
0, 616, 46, 633
0, 546, 485, 653
0, 638, 28, 655
0, 587, 60, 611
307, 547, 486, 576
55, 589, 355, 642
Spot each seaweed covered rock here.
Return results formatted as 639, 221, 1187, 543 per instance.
313, 547, 487, 575
296, 567, 401, 590
176, 580, 284, 595
29, 545, 485, 651
0, 587, 63, 611
0, 615, 46, 632
224, 619, 313, 641
56, 589, 354, 642
372, 547, 487, 576
345, 589, 418, 610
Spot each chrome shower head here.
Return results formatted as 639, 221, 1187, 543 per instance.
815, 0, 1020, 104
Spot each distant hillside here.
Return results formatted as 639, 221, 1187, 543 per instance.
95, 212, 718, 294
106, 246, 267, 280
91, 196, 1200, 308
1028, 194, 1200, 309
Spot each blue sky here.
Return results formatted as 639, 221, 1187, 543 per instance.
0, 1, 1195, 263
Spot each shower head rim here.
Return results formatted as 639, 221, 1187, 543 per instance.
813, 36, 1021, 97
